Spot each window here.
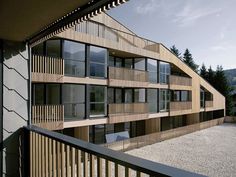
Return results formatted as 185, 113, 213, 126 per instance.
181, 91, 190, 101
124, 58, 133, 69
124, 89, 133, 103
160, 89, 170, 112
115, 88, 122, 103
90, 86, 106, 117
200, 89, 205, 108
147, 89, 158, 113
109, 56, 115, 67
46, 84, 60, 105
94, 125, 105, 144
134, 58, 146, 71
32, 43, 44, 56
63, 40, 85, 77
32, 84, 44, 105
160, 62, 170, 84
147, 59, 158, 83
90, 46, 107, 78
63, 84, 85, 120
115, 58, 123, 67
134, 89, 146, 103
108, 88, 114, 104
46, 40, 61, 58
172, 91, 181, 102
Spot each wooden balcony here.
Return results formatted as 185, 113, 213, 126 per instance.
169, 75, 192, 90
170, 101, 192, 116
108, 67, 149, 88
108, 103, 149, 123
31, 105, 64, 130
32, 55, 64, 82
205, 101, 213, 108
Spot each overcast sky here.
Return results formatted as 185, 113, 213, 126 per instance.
108, 0, 236, 70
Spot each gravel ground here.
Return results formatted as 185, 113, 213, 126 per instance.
126, 123, 236, 177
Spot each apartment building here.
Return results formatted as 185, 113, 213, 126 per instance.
31, 13, 225, 145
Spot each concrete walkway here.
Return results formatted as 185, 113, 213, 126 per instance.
127, 123, 236, 177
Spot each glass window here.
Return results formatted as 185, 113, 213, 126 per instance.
172, 91, 181, 102
134, 58, 146, 71
46, 40, 61, 58
90, 86, 106, 117
134, 89, 146, 103
108, 88, 114, 104
160, 89, 170, 112
94, 125, 105, 144
33, 84, 45, 105
32, 43, 44, 56
200, 89, 205, 108
63, 84, 85, 120
160, 62, 170, 84
115, 58, 123, 67
124, 58, 133, 69
115, 89, 122, 103
109, 56, 115, 67
181, 91, 189, 101
90, 46, 107, 78
147, 59, 158, 83
147, 89, 158, 113
46, 84, 60, 105
64, 40, 85, 77
125, 89, 133, 103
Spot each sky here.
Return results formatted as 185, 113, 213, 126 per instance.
108, 0, 236, 70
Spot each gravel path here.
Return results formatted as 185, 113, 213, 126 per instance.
126, 123, 236, 177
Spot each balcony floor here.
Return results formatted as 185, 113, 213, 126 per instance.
127, 123, 236, 177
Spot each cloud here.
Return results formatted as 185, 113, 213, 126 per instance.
135, 0, 159, 15
210, 43, 236, 51
173, 4, 222, 27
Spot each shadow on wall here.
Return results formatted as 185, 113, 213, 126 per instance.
1, 129, 24, 177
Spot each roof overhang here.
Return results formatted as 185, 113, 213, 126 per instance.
0, 0, 128, 45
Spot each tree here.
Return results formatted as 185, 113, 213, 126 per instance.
207, 66, 215, 84
200, 63, 207, 79
183, 49, 199, 72
170, 45, 181, 58
214, 65, 233, 115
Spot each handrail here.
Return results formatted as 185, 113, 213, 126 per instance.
24, 125, 204, 177
169, 75, 192, 86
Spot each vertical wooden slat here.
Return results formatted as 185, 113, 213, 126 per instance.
97, 157, 103, 177
61, 144, 65, 177
35, 133, 39, 177
125, 167, 130, 177
105, 160, 111, 177
49, 138, 52, 177
90, 155, 95, 177
71, 147, 75, 177
42, 136, 45, 177
66, 145, 70, 177
83, 152, 88, 177
57, 142, 61, 177
53, 140, 56, 177
45, 137, 49, 177
76, 150, 81, 177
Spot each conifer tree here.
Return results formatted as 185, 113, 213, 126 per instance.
200, 64, 207, 79
183, 49, 199, 72
170, 45, 181, 58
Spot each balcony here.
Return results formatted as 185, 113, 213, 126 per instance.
205, 101, 213, 108
169, 75, 192, 90
170, 101, 192, 116
21, 125, 203, 177
32, 55, 64, 82
108, 103, 148, 123
108, 67, 149, 88
31, 105, 64, 130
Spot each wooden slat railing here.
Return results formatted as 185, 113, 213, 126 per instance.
32, 105, 64, 130
32, 55, 64, 75
169, 75, 192, 86
109, 103, 148, 115
170, 101, 192, 111
205, 101, 213, 108
109, 67, 148, 82
76, 20, 160, 53
104, 118, 224, 152
23, 125, 203, 177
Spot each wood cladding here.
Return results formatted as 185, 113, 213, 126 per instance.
169, 75, 192, 86
170, 101, 192, 111
205, 101, 213, 108
32, 55, 64, 82
108, 66, 149, 87
32, 105, 64, 130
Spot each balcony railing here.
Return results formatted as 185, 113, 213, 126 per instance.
21, 125, 203, 177
170, 101, 192, 112
76, 20, 160, 53
205, 101, 213, 108
32, 105, 64, 130
109, 103, 148, 116
169, 75, 192, 86
32, 55, 64, 82
108, 67, 149, 87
